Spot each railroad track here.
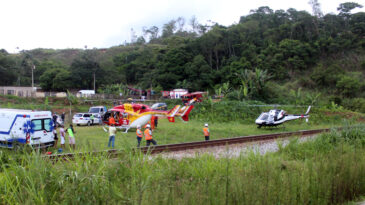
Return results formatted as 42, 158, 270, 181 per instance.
47, 128, 334, 162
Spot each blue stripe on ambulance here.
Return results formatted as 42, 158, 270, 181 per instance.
0, 114, 30, 135
0, 115, 30, 145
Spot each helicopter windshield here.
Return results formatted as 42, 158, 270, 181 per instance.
259, 113, 269, 121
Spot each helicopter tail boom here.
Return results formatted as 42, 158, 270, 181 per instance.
305, 106, 311, 115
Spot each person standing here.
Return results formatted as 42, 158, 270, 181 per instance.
59, 125, 66, 149
136, 125, 143, 147
154, 116, 158, 128
203, 123, 210, 141
109, 115, 115, 126
67, 124, 76, 150
151, 117, 156, 130
53, 125, 58, 147
108, 123, 117, 148
144, 124, 157, 146
52, 113, 58, 126
90, 114, 95, 125
61, 112, 65, 124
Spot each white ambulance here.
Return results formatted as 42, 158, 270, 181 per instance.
0, 109, 55, 149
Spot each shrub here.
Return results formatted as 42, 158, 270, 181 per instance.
336, 74, 362, 97
311, 64, 344, 87
341, 98, 365, 113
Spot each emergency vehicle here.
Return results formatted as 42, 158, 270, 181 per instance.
102, 103, 194, 132
0, 109, 55, 148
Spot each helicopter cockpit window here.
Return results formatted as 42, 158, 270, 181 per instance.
103, 112, 111, 121
115, 112, 120, 120
122, 113, 128, 118
259, 113, 268, 120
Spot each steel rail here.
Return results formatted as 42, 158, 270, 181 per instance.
46, 127, 336, 162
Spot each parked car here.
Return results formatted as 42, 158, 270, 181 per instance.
72, 113, 101, 126
151, 103, 168, 110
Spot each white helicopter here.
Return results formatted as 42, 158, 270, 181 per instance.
255, 106, 311, 128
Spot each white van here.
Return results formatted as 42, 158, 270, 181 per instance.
0, 109, 55, 149
88, 106, 107, 115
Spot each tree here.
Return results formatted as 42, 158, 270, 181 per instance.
350, 12, 365, 36
337, 2, 363, 15
0, 52, 17, 85
278, 39, 316, 72
35, 60, 66, 84
156, 47, 192, 89
40, 68, 71, 91
308, 0, 323, 17
235, 68, 271, 100
162, 20, 177, 38
69, 50, 103, 90
184, 55, 213, 90
337, 2, 363, 29
189, 16, 200, 36
311, 64, 344, 87
143, 26, 160, 42
130, 28, 137, 43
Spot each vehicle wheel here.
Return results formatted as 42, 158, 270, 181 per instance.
87, 121, 91, 126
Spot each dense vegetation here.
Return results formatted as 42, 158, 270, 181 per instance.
0, 124, 364, 204
0, 2, 364, 109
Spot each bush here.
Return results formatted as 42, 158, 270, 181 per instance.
341, 98, 365, 113
336, 73, 362, 97
311, 64, 344, 87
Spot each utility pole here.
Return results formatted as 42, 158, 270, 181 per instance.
31, 65, 35, 89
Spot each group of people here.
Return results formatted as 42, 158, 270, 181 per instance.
53, 124, 76, 150
108, 121, 210, 148
54, 110, 210, 149
52, 112, 66, 126
107, 122, 157, 148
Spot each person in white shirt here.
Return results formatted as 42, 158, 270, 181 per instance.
59, 125, 66, 149
108, 123, 117, 148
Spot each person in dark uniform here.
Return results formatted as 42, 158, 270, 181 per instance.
61, 112, 65, 124
52, 113, 58, 126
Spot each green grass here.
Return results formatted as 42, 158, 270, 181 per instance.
0, 95, 361, 153
0, 124, 364, 204
53, 118, 341, 153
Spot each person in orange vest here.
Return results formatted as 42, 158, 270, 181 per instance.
144, 121, 154, 130
109, 114, 116, 125
151, 116, 156, 130
144, 124, 157, 146
136, 125, 143, 147
203, 123, 210, 141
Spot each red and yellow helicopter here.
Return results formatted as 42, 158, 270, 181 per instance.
102, 103, 194, 132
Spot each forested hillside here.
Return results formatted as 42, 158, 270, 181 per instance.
0, 2, 364, 109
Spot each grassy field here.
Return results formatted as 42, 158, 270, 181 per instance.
0, 124, 364, 204
54, 117, 342, 153
1, 95, 362, 153
1, 95, 365, 204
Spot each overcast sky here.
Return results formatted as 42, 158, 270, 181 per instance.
0, 0, 364, 53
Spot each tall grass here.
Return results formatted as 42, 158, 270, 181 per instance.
0, 124, 364, 204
